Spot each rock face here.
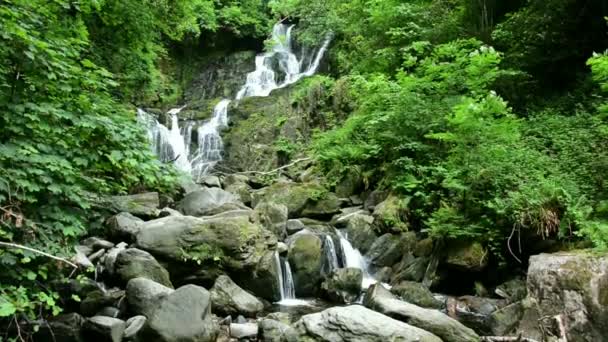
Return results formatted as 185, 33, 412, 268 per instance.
82, 316, 126, 342
115, 248, 173, 287
288, 234, 324, 297
321, 268, 363, 304
140, 285, 219, 342
365, 232, 415, 268
135, 215, 276, 273
105, 212, 143, 241
177, 188, 246, 217
210, 275, 264, 317
254, 182, 340, 219
126, 277, 174, 317
293, 305, 442, 342
364, 284, 480, 342
517, 252, 608, 342
344, 214, 376, 254
109, 192, 160, 217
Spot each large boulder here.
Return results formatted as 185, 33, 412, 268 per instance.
233, 251, 283, 302
135, 215, 276, 273
293, 305, 442, 342
105, 212, 143, 241
109, 192, 160, 217
287, 234, 324, 297
80, 289, 124, 317
140, 285, 219, 342
321, 268, 362, 304
32, 313, 84, 342
115, 248, 172, 287
391, 281, 443, 309
365, 232, 416, 268
364, 284, 480, 342
344, 213, 376, 254
177, 188, 246, 217
253, 182, 340, 219
259, 318, 298, 342
443, 240, 488, 272
210, 275, 264, 317
372, 195, 408, 233
517, 251, 608, 342
253, 202, 289, 239
82, 316, 126, 342
126, 277, 174, 317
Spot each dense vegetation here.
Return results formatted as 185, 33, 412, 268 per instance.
0, 0, 606, 330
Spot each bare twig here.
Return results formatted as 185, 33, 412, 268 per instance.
237, 157, 312, 176
0, 242, 78, 269
507, 224, 522, 263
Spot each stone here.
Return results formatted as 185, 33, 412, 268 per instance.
158, 207, 183, 218
177, 187, 245, 217
372, 195, 408, 233
123, 315, 146, 339
517, 251, 608, 342
495, 277, 527, 303
230, 323, 258, 339
293, 305, 442, 342
288, 234, 324, 297
449, 295, 507, 334
374, 267, 393, 283
109, 192, 160, 217
140, 285, 219, 342
253, 182, 340, 219
104, 243, 128, 276
83, 237, 115, 251
259, 319, 298, 342
444, 241, 488, 272
364, 284, 480, 342
210, 275, 264, 317
332, 208, 368, 227
365, 232, 415, 268
126, 277, 174, 317
413, 238, 434, 257
135, 215, 276, 273
334, 172, 363, 198
489, 301, 524, 336
105, 213, 144, 241
200, 175, 222, 188
277, 242, 288, 254
363, 190, 388, 211
73, 246, 94, 269
392, 256, 429, 283
115, 248, 172, 287
321, 268, 363, 304
233, 251, 282, 302
344, 213, 376, 254
285, 219, 305, 235
33, 313, 84, 342
235, 315, 247, 324
254, 202, 289, 239
391, 281, 443, 309
96, 307, 121, 318
82, 316, 126, 342
81, 289, 125, 317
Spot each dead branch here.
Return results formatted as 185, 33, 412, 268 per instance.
0, 242, 78, 269
237, 157, 312, 176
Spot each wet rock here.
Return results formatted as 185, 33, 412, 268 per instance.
517, 251, 608, 342
321, 268, 362, 304
494, 277, 527, 303
364, 284, 480, 342
225, 182, 254, 206
259, 318, 298, 342
391, 281, 443, 309
293, 305, 442, 342
200, 175, 222, 188
104, 242, 128, 276
177, 187, 245, 216
140, 285, 219, 342
135, 215, 276, 274
234, 251, 282, 302
254, 202, 289, 239
277, 242, 288, 254
81, 289, 125, 317
210, 275, 264, 317
126, 277, 173, 317
488, 301, 524, 336
332, 207, 368, 227
392, 256, 429, 283
109, 192, 160, 217
372, 195, 408, 233
374, 267, 393, 283
230, 323, 258, 339
363, 190, 388, 211
366, 232, 415, 268
115, 248, 172, 287
444, 241, 488, 272
123, 315, 146, 340
449, 295, 507, 334
106, 213, 144, 241
286, 219, 305, 235
344, 213, 376, 254
33, 313, 84, 342
82, 316, 126, 342
253, 182, 340, 219
158, 207, 183, 217
288, 234, 324, 297
82, 237, 115, 251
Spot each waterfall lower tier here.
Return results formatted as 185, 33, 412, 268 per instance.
324, 235, 339, 273
274, 251, 311, 306
336, 230, 379, 290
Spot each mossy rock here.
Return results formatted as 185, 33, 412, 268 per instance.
288, 234, 324, 297
391, 281, 443, 309
253, 182, 340, 219
444, 241, 488, 272
372, 195, 409, 233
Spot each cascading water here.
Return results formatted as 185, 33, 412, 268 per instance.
324, 235, 339, 273
274, 251, 310, 306
336, 230, 378, 289
139, 23, 331, 178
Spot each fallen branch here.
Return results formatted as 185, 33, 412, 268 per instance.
481, 336, 540, 342
237, 157, 312, 176
0, 242, 78, 269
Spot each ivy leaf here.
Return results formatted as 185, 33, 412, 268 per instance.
0, 302, 16, 317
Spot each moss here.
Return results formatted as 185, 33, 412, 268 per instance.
445, 241, 489, 271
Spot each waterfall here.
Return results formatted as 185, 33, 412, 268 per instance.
274, 251, 311, 306
139, 22, 331, 177
282, 259, 296, 299
336, 230, 378, 289
274, 251, 286, 300
324, 235, 339, 273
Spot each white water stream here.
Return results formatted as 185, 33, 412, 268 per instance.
139, 23, 331, 180
337, 230, 380, 290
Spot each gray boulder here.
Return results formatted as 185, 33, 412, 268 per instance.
233, 251, 282, 302
286, 219, 305, 235
259, 319, 298, 342
81, 289, 124, 317
109, 192, 160, 217
344, 214, 376, 254
365, 232, 415, 268
126, 277, 173, 317
177, 187, 245, 216
140, 285, 219, 342
200, 175, 221, 188
288, 234, 324, 297
443, 240, 488, 272
104, 242, 128, 276
293, 305, 441, 342
210, 275, 264, 317
254, 202, 289, 239
321, 268, 362, 304
253, 182, 340, 219
364, 284, 480, 342
106, 212, 143, 241
391, 281, 443, 309
82, 316, 126, 342
33, 313, 84, 342
123, 315, 146, 340
230, 323, 258, 339
115, 248, 172, 287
